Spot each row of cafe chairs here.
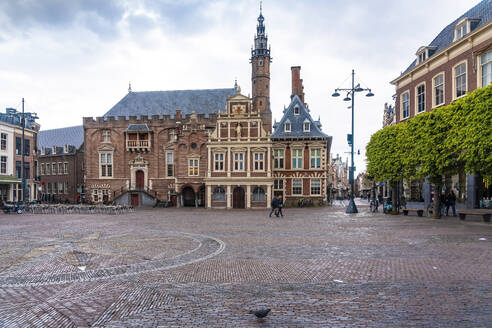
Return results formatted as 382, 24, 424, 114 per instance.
25, 203, 135, 215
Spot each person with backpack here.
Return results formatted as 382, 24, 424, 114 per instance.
277, 195, 284, 217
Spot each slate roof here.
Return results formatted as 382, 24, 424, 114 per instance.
38, 125, 84, 152
271, 95, 331, 140
401, 0, 492, 76
127, 124, 150, 131
104, 88, 236, 118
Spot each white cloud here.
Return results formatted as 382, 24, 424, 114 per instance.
0, 0, 481, 173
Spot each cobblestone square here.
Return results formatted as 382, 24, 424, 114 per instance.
0, 203, 491, 327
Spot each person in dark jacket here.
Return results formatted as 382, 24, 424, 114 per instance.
446, 190, 457, 216
440, 192, 447, 215
277, 195, 284, 217
269, 196, 279, 217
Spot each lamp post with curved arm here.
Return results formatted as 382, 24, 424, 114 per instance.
332, 69, 374, 213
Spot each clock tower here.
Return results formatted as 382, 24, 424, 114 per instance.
251, 4, 272, 132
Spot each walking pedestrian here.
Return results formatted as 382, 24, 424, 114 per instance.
277, 195, 284, 217
400, 195, 407, 209
269, 195, 279, 217
440, 192, 447, 215
446, 190, 457, 216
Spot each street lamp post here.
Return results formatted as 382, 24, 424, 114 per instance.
332, 69, 374, 214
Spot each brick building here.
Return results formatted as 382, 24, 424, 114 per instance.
0, 107, 39, 202
271, 67, 332, 207
38, 126, 84, 203
390, 0, 491, 207
83, 8, 277, 208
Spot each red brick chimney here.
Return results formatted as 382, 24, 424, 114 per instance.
291, 66, 305, 103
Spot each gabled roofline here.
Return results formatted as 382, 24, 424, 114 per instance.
391, 19, 492, 86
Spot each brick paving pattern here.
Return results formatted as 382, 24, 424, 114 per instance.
0, 203, 491, 327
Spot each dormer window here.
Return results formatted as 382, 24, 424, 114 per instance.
294, 105, 300, 115
418, 52, 426, 63
455, 21, 467, 40
416, 46, 436, 64
284, 122, 291, 132
303, 121, 310, 132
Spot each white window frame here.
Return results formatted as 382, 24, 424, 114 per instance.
212, 186, 226, 201
58, 162, 63, 176
233, 152, 245, 172
52, 163, 57, 175
432, 72, 445, 108
303, 122, 310, 132
479, 49, 492, 88
400, 90, 410, 120
40, 163, 45, 175
188, 158, 199, 176
102, 130, 111, 143
166, 152, 174, 177
415, 82, 425, 114
99, 152, 113, 178
0, 133, 7, 151
253, 152, 264, 171
292, 149, 303, 169
273, 149, 284, 169
0, 156, 6, 174
46, 162, 51, 175
310, 148, 321, 169
452, 60, 467, 100
284, 122, 291, 132
64, 162, 68, 175
214, 152, 225, 172
252, 186, 266, 202
454, 20, 468, 41
310, 179, 321, 195
292, 178, 302, 195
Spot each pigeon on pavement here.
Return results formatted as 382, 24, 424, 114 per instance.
250, 308, 271, 318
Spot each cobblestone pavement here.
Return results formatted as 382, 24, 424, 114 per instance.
0, 203, 491, 327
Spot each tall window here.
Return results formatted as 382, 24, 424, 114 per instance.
481, 50, 492, 87
40, 163, 45, 175
417, 84, 425, 113
53, 182, 58, 194
310, 149, 321, 168
15, 137, 21, 155
294, 106, 300, 115
292, 149, 303, 169
273, 149, 284, 169
455, 22, 467, 40
47, 183, 52, 194
58, 163, 63, 175
455, 63, 466, 98
64, 162, 68, 174
254, 153, 264, 171
252, 187, 266, 201
102, 130, 111, 143
214, 153, 224, 171
52, 163, 57, 175
100, 153, 113, 177
434, 74, 444, 106
402, 92, 409, 119
311, 179, 321, 195
46, 162, 51, 175
167, 152, 174, 176
23, 162, 30, 179
24, 139, 30, 156
0, 156, 6, 174
234, 153, 244, 171
292, 179, 302, 195
59, 182, 65, 194
1, 133, 6, 150
188, 159, 199, 176
15, 161, 21, 178
212, 187, 225, 201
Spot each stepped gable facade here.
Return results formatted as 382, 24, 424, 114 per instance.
205, 87, 273, 209
38, 125, 85, 203
271, 67, 332, 206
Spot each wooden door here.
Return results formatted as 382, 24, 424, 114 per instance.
233, 187, 245, 208
136, 170, 144, 189
182, 187, 196, 207
131, 193, 139, 206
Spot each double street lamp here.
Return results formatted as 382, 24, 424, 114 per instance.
332, 69, 374, 214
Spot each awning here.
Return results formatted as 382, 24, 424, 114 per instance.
0, 176, 22, 184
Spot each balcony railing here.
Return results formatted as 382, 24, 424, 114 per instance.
126, 139, 151, 152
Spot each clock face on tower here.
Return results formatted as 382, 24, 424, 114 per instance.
231, 103, 246, 115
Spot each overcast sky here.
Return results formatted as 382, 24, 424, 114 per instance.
0, 0, 479, 173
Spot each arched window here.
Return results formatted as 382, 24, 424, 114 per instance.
212, 187, 226, 201
252, 187, 266, 202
